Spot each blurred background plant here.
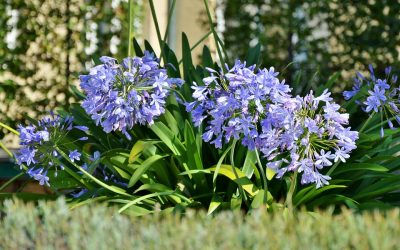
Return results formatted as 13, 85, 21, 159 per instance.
221, 0, 400, 94
0, 0, 144, 144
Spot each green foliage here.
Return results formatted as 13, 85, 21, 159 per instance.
1, 198, 400, 249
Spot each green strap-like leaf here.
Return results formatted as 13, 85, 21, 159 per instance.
213, 144, 233, 185
332, 163, 388, 176
182, 164, 260, 197
245, 43, 261, 65
207, 195, 223, 215
294, 185, 346, 207
353, 175, 400, 200
118, 191, 175, 213
150, 122, 186, 156
129, 140, 160, 163
128, 155, 168, 188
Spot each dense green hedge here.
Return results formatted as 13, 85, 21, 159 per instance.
1, 198, 399, 249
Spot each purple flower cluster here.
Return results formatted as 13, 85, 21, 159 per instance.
260, 90, 358, 188
185, 60, 292, 149
187, 61, 358, 187
80, 51, 183, 139
343, 65, 399, 137
15, 114, 88, 186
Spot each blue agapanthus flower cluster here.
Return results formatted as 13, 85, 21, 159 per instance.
343, 65, 399, 137
15, 114, 88, 186
80, 51, 183, 139
187, 61, 358, 187
185, 60, 292, 149
260, 90, 358, 188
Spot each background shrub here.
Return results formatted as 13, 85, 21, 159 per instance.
222, 0, 400, 94
0, 198, 399, 249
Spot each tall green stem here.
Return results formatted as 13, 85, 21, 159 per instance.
0, 141, 13, 157
254, 149, 268, 192
0, 172, 24, 192
149, 0, 166, 63
128, 0, 134, 58
326, 160, 340, 176
286, 171, 298, 214
0, 141, 30, 192
203, 0, 226, 69
159, 0, 176, 62
230, 140, 248, 205
178, 30, 212, 65
0, 121, 19, 135
56, 147, 132, 197
359, 112, 375, 133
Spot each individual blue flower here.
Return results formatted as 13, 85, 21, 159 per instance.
343, 77, 362, 100
33, 170, 50, 186
343, 65, 400, 137
364, 95, 380, 112
376, 79, 390, 90
15, 114, 88, 186
69, 150, 81, 162
80, 51, 184, 139
91, 151, 101, 161
365, 85, 386, 112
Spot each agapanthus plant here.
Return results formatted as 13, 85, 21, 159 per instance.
343, 65, 399, 137
260, 90, 358, 188
2, 0, 399, 215
80, 51, 183, 139
186, 60, 292, 149
15, 114, 88, 186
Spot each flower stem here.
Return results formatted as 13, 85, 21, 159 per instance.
254, 149, 268, 192
230, 139, 248, 205
165, 87, 187, 102
149, 0, 166, 63
359, 112, 375, 133
326, 160, 340, 176
128, 0, 134, 58
56, 147, 132, 197
0, 172, 24, 192
203, 0, 226, 69
0, 121, 19, 135
159, 0, 176, 63
286, 171, 298, 214
0, 141, 13, 158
